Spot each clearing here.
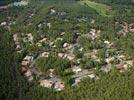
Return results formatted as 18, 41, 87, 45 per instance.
79, 0, 114, 17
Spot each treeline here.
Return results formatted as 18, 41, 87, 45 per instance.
0, 27, 29, 100
90, 0, 134, 5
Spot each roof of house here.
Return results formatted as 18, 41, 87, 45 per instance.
21, 61, 29, 66
24, 55, 33, 61
115, 64, 124, 70
24, 70, 32, 77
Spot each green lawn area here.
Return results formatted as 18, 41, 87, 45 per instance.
79, 0, 114, 17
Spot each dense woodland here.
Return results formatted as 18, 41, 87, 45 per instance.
0, 0, 134, 100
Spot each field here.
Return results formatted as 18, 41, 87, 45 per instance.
79, 0, 114, 17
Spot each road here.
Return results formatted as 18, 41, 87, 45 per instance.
72, 69, 93, 78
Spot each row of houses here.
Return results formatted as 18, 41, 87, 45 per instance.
71, 66, 98, 86
116, 22, 134, 36
58, 53, 75, 61
115, 60, 133, 71
101, 49, 133, 73
21, 55, 34, 82
82, 28, 100, 41
23, 33, 34, 44
39, 77, 65, 91
13, 33, 21, 50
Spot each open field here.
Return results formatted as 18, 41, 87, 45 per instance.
79, 0, 114, 17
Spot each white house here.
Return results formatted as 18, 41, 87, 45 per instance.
0, 21, 7, 26
54, 81, 65, 91
72, 66, 82, 73
39, 79, 54, 88
23, 55, 33, 62
40, 52, 49, 58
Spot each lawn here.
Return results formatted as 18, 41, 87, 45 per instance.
79, 0, 114, 17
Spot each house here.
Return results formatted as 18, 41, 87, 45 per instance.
115, 64, 124, 70
58, 53, 64, 58
40, 52, 49, 58
13, 34, 18, 42
58, 11, 66, 16
39, 38, 47, 43
24, 70, 33, 82
23, 55, 33, 62
64, 54, 68, 58
79, 47, 83, 52
21, 55, 33, 67
50, 41, 54, 46
101, 64, 112, 73
63, 43, 72, 50
36, 42, 42, 47
105, 57, 115, 64
89, 29, 101, 40
130, 28, 134, 32
29, 13, 34, 18
104, 40, 110, 44
24, 70, 32, 77
67, 55, 75, 61
72, 66, 82, 73
48, 69, 55, 77
72, 77, 83, 86
38, 23, 42, 28
27, 33, 33, 42
50, 9, 56, 14
97, 30, 101, 34
104, 40, 114, 48
91, 19, 95, 24
129, 23, 134, 32
60, 32, 65, 35
0, 21, 7, 26
13, 34, 21, 50
16, 43, 21, 50
126, 60, 133, 66
23, 33, 33, 43
76, 59, 81, 64
118, 55, 125, 59
90, 29, 96, 36
54, 81, 65, 91
47, 23, 51, 29
123, 60, 133, 70
55, 37, 63, 42
88, 74, 96, 79
88, 74, 99, 80
84, 49, 98, 59
21, 60, 29, 67
40, 79, 54, 88
21, 66, 28, 74
28, 76, 34, 82
63, 43, 69, 48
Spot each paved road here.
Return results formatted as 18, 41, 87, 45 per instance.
29, 56, 42, 77
29, 56, 40, 68
72, 69, 93, 78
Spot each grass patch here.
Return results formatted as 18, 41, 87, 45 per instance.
79, 0, 114, 17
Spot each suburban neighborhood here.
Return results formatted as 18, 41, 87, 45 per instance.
7, 7, 133, 91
